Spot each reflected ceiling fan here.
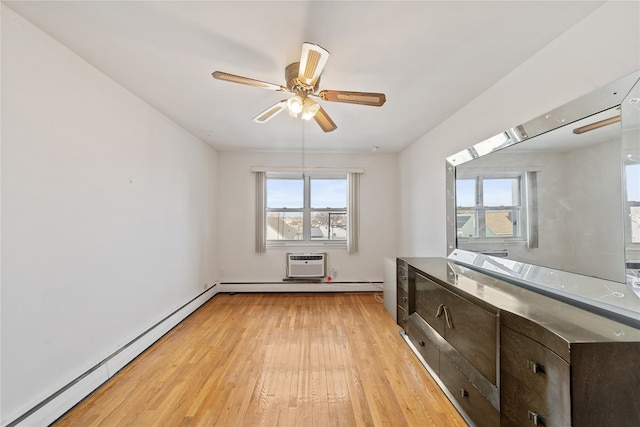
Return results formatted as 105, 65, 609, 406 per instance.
212, 42, 386, 132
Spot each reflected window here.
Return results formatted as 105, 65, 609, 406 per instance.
626, 163, 640, 244
456, 174, 527, 241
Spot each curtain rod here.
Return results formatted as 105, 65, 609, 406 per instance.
250, 166, 364, 173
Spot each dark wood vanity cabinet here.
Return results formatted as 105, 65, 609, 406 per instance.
398, 257, 640, 427
404, 266, 500, 427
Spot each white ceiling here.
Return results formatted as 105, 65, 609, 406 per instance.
4, 1, 606, 153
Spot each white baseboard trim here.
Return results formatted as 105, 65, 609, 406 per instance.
5, 285, 219, 427
219, 281, 383, 293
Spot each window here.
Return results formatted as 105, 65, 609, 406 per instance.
456, 173, 527, 241
254, 170, 360, 252
266, 173, 347, 242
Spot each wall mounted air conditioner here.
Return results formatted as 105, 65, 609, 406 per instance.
287, 253, 326, 278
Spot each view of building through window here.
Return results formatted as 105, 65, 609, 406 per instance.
266, 174, 347, 242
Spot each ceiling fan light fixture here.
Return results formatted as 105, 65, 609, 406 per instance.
286, 95, 304, 117
212, 42, 385, 132
300, 98, 320, 120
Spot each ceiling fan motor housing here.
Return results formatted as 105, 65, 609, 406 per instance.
285, 62, 319, 97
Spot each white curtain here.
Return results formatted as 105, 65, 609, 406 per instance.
347, 172, 360, 253
255, 171, 266, 253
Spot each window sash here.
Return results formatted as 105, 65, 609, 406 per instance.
256, 171, 359, 250
456, 174, 527, 242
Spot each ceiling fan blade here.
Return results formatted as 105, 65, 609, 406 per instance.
252, 100, 288, 123
212, 71, 286, 92
318, 90, 386, 107
298, 43, 330, 87
313, 106, 337, 132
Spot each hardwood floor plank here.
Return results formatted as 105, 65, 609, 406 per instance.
53, 293, 466, 426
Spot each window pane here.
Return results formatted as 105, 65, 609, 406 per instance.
310, 211, 347, 240
626, 164, 640, 202
483, 178, 519, 207
267, 178, 303, 209
266, 212, 303, 240
631, 206, 640, 243
457, 210, 477, 237
310, 178, 347, 208
456, 179, 476, 207
485, 209, 520, 237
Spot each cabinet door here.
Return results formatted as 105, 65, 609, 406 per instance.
443, 289, 498, 385
414, 273, 447, 337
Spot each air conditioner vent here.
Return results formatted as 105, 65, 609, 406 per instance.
287, 253, 326, 278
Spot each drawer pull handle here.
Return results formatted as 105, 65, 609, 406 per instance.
527, 360, 544, 374
402, 296, 408, 302
418, 340, 425, 347
459, 388, 468, 398
527, 411, 544, 425
401, 275, 408, 280
443, 306, 454, 329
436, 304, 454, 328
402, 317, 408, 323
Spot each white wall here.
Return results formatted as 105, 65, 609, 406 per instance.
563, 140, 625, 282
399, 1, 640, 257
217, 150, 398, 283
1, 6, 218, 423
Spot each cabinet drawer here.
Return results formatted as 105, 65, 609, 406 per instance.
406, 315, 439, 373
501, 326, 570, 427
397, 265, 408, 292
397, 286, 409, 311
397, 305, 409, 330
440, 354, 499, 427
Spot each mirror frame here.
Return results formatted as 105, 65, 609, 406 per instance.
445, 70, 640, 327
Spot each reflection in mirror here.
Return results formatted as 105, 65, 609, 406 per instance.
622, 76, 640, 293
456, 105, 625, 283
446, 71, 640, 327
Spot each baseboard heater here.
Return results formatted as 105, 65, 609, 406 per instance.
219, 281, 383, 293
286, 253, 326, 278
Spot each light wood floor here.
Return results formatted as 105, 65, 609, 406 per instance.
53, 292, 466, 426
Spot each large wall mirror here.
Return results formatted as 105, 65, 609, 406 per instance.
446, 71, 640, 327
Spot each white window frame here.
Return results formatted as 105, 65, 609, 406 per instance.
254, 169, 360, 253
456, 172, 530, 245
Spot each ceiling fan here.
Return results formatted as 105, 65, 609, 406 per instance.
212, 42, 386, 132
